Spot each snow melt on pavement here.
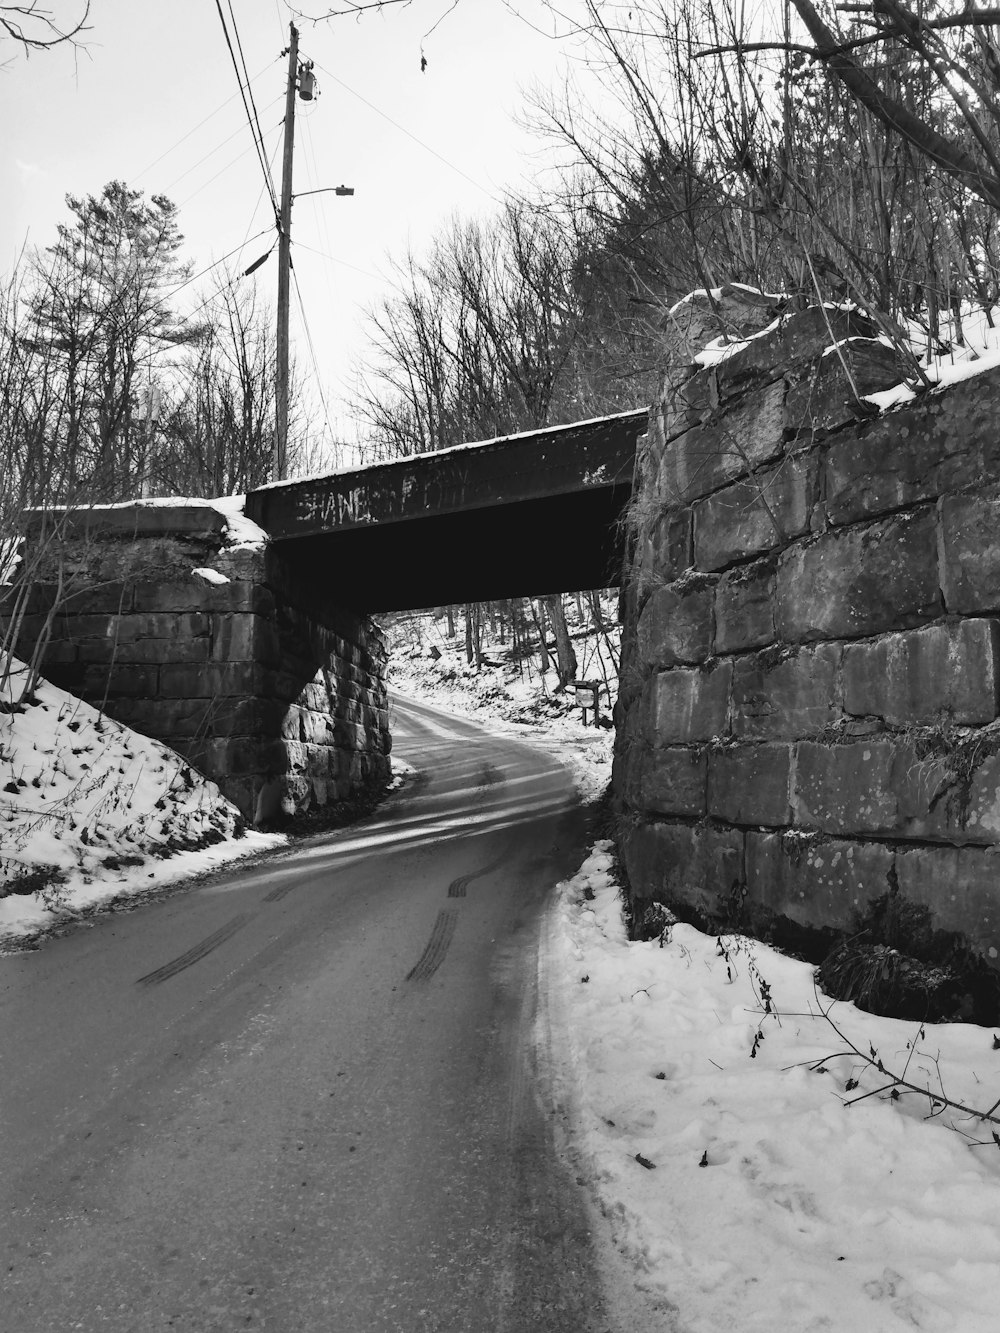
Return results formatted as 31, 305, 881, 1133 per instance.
547, 843, 1000, 1333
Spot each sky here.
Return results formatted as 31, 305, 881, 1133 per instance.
0, 0, 596, 461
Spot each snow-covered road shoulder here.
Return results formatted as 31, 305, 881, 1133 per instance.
548, 843, 1000, 1333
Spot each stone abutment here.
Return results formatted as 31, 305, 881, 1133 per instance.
1, 504, 391, 824
615, 291, 1000, 970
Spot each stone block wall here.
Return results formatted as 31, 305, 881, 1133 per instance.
616, 293, 1000, 966
2, 504, 391, 824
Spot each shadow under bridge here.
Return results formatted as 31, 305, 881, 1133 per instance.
243, 411, 647, 612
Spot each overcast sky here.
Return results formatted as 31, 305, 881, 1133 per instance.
1, 0, 596, 455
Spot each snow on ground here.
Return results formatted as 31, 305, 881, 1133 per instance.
547, 849, 1000, 1333
0, 658, 284, 944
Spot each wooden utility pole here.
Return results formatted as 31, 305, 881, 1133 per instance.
274, 22, 299, 482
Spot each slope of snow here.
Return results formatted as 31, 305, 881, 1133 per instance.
0, 658, 284, 943
547, 846, 1000, 1333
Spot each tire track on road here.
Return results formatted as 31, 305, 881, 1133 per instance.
405, 909, 459, 982
447, 845, 511, 898
136, 913, 251, 986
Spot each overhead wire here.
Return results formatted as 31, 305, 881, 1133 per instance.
160, 97, 283, 198
175, 118, 284, 212
298, 109, 342, 336
292, 239, 411, 295
311, 59, 503, 205
227, 0, 280, 208
213, 0, 281, 220
291, 262, 337, 453
128, 62, 275, 187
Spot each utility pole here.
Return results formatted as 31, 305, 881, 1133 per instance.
271, 26, 348, 482
274, 22, 299, 482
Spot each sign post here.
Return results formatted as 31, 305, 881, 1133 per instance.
573, 680, 601, 727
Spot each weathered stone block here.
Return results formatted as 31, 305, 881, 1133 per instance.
715, 558, 777, 653
825, 367, 1000, 525
82, 663, 159, 698
942, 750, 1000, 844
635, 509, 693, 588
895, 845, 1000, 963
776, 508, 941, 643
693, 452, 817, 571
620, 819, 744, 921
713, 307, 877, 392
636, 578, 715, 668
630, 746, 708, 817
79, 636, 210, 667
334, 717, 368, 751
746, 831, 891, 930
940, 492, 1000, 614
208, 615, 283, 668
785, 339, 903, 438
660, 284, 781, 367
20, 612, 113, 641
159, 661, 256, 699
791, 738, 946, 838
299, 709, 336, 746
732, 642, 841, 739
657, 380, 786, 505
708, 744, 792, 825
130, 580, 219, 615
197, 736, 288, 778
115, 612, 212, 642
844, 620, 999, 726
100, 696, 206, 738
34, 502, 229, 541
647, 660, 733, 743
60, 583, 136, 615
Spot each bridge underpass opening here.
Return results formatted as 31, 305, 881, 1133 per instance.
244, 411, 646, 612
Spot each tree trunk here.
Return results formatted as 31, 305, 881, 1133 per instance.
532, 599, 550, 673
445, 605, 456, 639
464, 604, 474, 665
545, 594, 577, 690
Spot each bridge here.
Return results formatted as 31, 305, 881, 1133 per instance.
244, 410, 647, 611
4, 408, 647, 822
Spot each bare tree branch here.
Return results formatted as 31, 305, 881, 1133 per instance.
0, 2, 90, 54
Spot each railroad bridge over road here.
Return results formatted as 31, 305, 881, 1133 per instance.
244, 411, 647, 611
6, 411, 647, 822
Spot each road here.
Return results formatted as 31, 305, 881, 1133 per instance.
0, 694, 660, 1333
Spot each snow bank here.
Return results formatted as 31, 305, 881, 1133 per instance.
0, 659, 283, 943
548, 844, 1000, 1332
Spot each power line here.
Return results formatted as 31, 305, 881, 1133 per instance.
128, 61, 275, 187
213, 0, 280, 220
299, 111, 341, 329
227, 1, 279, 207
292, 239, 412, 297
175, 118, 283, 212
312, 60, 503, 205
291, 262, 337, 450
164, 226, 274, 305
161, 99, 282, 198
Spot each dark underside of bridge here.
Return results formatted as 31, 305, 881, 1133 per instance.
273, 484, 633, 612
246, 411, 646, 612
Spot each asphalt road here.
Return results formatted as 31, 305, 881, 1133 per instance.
0, 694, 662, 1333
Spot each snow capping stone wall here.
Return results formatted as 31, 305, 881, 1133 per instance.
615, 292, 1000, 967
2, 505, 391, 824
